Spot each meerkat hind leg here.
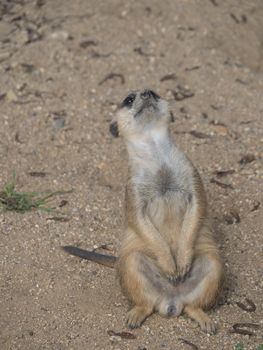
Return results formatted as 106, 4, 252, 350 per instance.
177, 254, 222, 333
184, 305, 216, 334
120, 252, 182, 328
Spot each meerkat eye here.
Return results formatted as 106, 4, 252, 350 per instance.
121, 93, 136, 108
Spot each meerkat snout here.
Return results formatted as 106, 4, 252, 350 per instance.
140, 89, 160, 101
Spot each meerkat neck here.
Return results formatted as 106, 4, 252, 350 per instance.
126, 127, 172, 167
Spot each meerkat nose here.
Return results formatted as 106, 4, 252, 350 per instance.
141, 90, 160, 101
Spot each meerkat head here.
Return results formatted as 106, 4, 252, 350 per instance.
110, 89, 170, 139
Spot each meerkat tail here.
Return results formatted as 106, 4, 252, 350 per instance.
62, 246, 117, 268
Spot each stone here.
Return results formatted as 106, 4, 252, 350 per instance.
6, 90, 18, 102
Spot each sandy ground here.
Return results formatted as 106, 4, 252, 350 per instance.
0, 0, 263, 349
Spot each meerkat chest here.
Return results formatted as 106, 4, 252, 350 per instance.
129, 136, 195, 229
134, 155, 193, 197
133, 164, 191, 236
133, 160, 193, 217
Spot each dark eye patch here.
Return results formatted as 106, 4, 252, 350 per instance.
121, 93, 136, 108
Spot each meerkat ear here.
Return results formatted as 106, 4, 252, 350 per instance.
109, 121, 119, 138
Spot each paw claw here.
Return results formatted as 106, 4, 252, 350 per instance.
168, 275, 178, 285
200, 319, 217, 334
175, 262, 191, 281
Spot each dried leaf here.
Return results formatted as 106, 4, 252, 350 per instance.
210, 120, 226, 126
236, 78, 248, 85
99, 73, 125, 86
107, 330, 136, 339
185, 66, 200, 71
236, 298, 256, 312
239, 154, 255, 165
133, 47, 151, 56
224, 210, 240, 225
36, 0, 45, 7
250, 201, 260, 212
91, 50, 111, 58
213, 169, 235, 177
211, 104, 223, 110
0, 93, 6, 100
230, 323, 259, 336
239, 120, 252, 125
190, 130, 210, 139
21, 62, 35, 73
210, 178, 234, 189
46, 216, 70, 222
28, 172, 47, 177
59, 200, 68, 208
230, 13, 247, 24
15, 132, 23, 143
160, 73, 177, 82
79, 40, 97, 48
209, 0, 218, 6
178, 338, 198, 350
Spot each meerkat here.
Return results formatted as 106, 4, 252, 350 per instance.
63, 89, 223, 333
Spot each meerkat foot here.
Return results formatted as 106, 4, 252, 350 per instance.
126, 306, 153, 329
184, 305, 217, 334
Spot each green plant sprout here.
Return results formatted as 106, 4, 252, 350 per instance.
0, 179, 72, 213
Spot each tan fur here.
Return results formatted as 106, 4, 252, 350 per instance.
113, 90, 223, 332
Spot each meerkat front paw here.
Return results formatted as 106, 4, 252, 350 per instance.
167, 275, 178, 284
175, 249, 193, 280
156, 254, 177, 279
176, 261, 191, 281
